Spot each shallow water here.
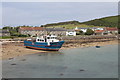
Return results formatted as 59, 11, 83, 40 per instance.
2, 44, 118, 78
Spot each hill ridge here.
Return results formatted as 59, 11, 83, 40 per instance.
42, 15, 118, 28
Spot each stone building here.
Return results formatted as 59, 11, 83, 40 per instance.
75, 27, 104, 33
94, 27, 118, 35
45, 28, 67, 36
105, 27, 118, 35
19, 27, 67, 36
0, 29, 10, 37
19, 27, 45, 36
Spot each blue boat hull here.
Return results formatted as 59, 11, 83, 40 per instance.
24, 40, 65, 51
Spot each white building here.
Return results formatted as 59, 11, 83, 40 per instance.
66, 31, 76, 36
75, 27, 104, 33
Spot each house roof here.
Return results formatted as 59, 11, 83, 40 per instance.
95, 30, 105, 33
78, 27, 102, 29
105, 27, 118, 31
45, 28, 67, 31
19, 27, 45, 31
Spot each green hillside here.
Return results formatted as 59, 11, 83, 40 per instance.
42, 15, 118, 28
42, 21, 80, 27
44, 24, 100, 29
42, 21, 102, 29
81, 15, 118, 27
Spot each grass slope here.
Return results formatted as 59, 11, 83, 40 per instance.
81, 15, 118, 27
43, 15, 118, 29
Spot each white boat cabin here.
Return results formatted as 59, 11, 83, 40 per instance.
36, 35, 59, 43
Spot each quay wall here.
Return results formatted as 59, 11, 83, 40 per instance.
0, 35, 119, 43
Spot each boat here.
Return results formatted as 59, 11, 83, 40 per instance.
24, 35, 65, 51
95, 46, 101, 48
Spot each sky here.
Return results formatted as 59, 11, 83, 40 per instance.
1, 0, 119, 2
1, 2, 118, 27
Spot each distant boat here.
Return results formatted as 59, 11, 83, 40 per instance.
24, 35, 64, 51
96, 46, 101, 48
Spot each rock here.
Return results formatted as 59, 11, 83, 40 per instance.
11, 63, 16, 65
3, 79, 9, 80
60, 73, 64, 76
8, 58, 14, 60
18, 51, 21, 52
21, 59, 26, 61
64, 66, 68, 69
79, 69, 85, 71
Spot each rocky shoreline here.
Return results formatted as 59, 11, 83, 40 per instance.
0, 38, 118, 60
62, 40, 118, 49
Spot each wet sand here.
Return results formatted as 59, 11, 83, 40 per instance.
1, 40, 118, 60
61, 40, 118, 49
1, 42, 47, 60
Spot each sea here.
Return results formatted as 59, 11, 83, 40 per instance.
2, 44, 118, 78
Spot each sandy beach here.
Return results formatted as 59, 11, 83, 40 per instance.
1, 42, 47, 60
0, 39, 118, 60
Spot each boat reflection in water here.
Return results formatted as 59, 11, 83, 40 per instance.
37, 51, 64, 56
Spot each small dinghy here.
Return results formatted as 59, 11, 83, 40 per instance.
95, 46, 101, 48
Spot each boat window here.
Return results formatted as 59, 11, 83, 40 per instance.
37, 39, 39, 41
52, 37, 55, 39
47, 37, 57, 39
47, 37, 50, 39
53, 37, 56, 39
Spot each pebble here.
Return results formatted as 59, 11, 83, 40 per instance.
60, 73, 64, 76
79, 69, 85, 71
8, 58, 14, 60
18, 51, 21, 52
11, 63, 16, 65
64, 66, 68, 69
21, 59, 26, 61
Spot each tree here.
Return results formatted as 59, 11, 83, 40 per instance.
76, 30, 84, 35
85, 29, 94, 35
118, 28, 120, 34
41, 25, 44, 27
2, 26, 12, 30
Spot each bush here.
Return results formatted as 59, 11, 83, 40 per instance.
11, 34, 19, 36
0, 36, 11, 39
118, 29, 120, 34
85, 29, 94, 35
18, 34, 28, 37
27, 34, 31, 37
76, 31, 84, 35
